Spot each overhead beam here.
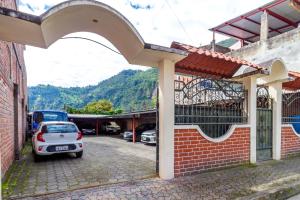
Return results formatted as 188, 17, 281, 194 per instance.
213, 29, 249, 42
227, 23, 259, 37
244, 17, 281, 34
265, 9, 297, 28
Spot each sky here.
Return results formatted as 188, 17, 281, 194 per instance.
19, 0, 271, 87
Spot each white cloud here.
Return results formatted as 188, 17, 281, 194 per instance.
19, 0, 270, 87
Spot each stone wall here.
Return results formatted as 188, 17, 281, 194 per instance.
0, 0, 27, 178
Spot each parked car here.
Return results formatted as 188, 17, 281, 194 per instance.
32, 121, 83, 162
141, 129, 157, 144
30, 110, 68, 136
101, 121, 121, 134
82, 128, 96, 135
123, 123, 156, 142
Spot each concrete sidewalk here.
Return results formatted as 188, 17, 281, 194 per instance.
20, 156, 300, 200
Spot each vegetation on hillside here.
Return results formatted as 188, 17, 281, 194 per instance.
66, 99, 123, 115
28, 68, 158, 112
217, 38, 238, 48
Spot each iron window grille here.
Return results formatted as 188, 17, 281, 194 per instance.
282, 89, 300, 128
174, 76, 248, 138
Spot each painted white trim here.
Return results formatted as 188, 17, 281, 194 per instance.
175, 124, 250, 143
159, 60, 175, 180
282, 124, 300, 138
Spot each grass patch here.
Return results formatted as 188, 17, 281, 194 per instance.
2, 142, 32, 198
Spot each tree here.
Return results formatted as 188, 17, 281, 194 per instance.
84, 99, 113, 114
65, 99, 122, 115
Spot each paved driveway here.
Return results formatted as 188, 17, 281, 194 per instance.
19, 156, 300, 200
2, 136, 156, 199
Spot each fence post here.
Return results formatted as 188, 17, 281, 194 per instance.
158, 59, 175, 180
269, 82, 282, 160
244, 77, 257, 164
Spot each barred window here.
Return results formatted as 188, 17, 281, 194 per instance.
282, 89, 300, 133
175, 76, 248, 138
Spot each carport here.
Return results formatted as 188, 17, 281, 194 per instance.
68, 109, 156, 138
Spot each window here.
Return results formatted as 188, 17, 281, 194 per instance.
42, 124, 78, 134
282, 89, 300, 133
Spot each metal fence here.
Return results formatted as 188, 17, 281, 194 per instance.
174, 76, 248, 138
282, 89, 300, 125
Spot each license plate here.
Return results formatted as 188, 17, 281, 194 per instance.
56, 146, 68, 151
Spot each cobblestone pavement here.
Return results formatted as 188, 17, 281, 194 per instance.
20, 156, 300, 200
2, 136, 156, 199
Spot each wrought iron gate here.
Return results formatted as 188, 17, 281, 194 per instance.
256, 86, 273, 161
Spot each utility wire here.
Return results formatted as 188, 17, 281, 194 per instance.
60, 36, 122, 55
164, 0, 193, 44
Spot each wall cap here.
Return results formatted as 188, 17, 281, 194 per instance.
282, 124, 300, 138
174, 124, 250, 143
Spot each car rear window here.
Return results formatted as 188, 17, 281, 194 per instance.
42, 124, 78, 133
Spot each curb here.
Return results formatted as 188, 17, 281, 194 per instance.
237, 180, 300, 200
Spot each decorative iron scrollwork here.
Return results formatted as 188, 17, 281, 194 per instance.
256, 86, 272, 109
175, 76, 248, 139
282, 89, 300, 127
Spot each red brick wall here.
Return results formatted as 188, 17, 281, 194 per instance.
174, 127, 250, 177
281, 126, 300, 158
0, 0, 27, 177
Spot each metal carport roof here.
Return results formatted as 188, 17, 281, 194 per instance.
210, 0, 300, 43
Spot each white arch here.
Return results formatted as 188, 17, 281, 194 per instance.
0, 0, 186, 66
258, 59, 289, 85
40, 0, 144, 62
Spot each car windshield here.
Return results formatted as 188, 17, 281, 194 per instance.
136, 124, 155, 131
42, 124, 77, 133
109, 122, 119, 127
33, 111, 68, 123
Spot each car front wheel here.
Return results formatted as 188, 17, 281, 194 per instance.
76, 151, 83, 158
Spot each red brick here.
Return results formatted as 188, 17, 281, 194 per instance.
0, 0, 27, 178
174, 127, 250, 177
281, 126, 300, 158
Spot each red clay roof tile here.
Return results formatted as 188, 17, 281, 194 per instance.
171, 41, 262, 78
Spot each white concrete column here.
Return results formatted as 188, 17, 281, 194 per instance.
269, 82, 282, 160
260, 11, 269, 42
244, 77, 257, 164
158, 59, 175, 180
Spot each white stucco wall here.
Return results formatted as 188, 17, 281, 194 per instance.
228, 27, 300, 72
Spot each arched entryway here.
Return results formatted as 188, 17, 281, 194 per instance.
0, 0, 187, 180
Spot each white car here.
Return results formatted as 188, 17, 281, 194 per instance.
141, 129, 156, 144
32, 121, 83, 161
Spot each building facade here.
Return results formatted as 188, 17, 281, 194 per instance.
0, 0, 27, 178
1, 0, 300, 180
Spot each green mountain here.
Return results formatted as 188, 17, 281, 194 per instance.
28, 68, 158, 112
217, 38, 238, 48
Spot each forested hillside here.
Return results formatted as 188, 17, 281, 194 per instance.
28, 68, 158, 112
